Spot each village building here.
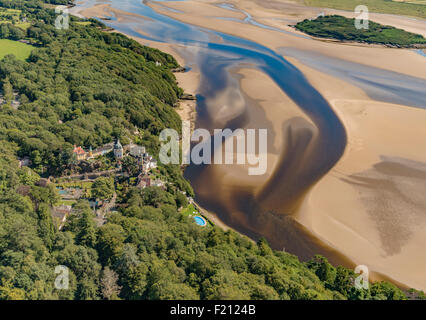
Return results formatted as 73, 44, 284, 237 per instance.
114, 139, 123, 159
87, 146, 93, 159
73, 145, 87, 161
129, 144, 146, 158
151, 179, 165, 188
144, 154, 157, 170
92, 143, 114, 158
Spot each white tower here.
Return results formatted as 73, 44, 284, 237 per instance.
114, 139, 123, 159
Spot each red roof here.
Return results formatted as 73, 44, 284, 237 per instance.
73, 145, 86, 155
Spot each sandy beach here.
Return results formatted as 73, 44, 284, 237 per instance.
73, 0, 426, 290
292, 59, 426, 290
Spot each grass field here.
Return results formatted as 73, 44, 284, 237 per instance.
302, 0, 426, 19
181, 204, 200, 217
57, 199, 78, 206
0, 39, 33, 61
76, 21, 92, 26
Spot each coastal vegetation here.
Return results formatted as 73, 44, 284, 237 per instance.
0, 7, 31, 30
0, 0, 423, 300
301, 0, 426, 19
295, 15, 426, 47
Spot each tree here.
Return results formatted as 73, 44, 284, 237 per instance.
333, 266, 354, 297
9, 26, 24, 40
122, 156, 139, 177
91, 177, 114, 201
140, 186, 175, 208
175, 192, 188, 209
30, 150, 43, 173
17, 167, 40, 186
96, 224, 126, 265
37, 203, 56, 249
101, 267, 122, 300
30, 185, 60, 207
0, 24, 10, 38
370, 281, 407, 300
307, 255, 337, 288
2, 78, 13, 105
66, 200, 97, 247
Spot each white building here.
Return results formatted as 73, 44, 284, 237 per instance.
129, 145, 146, 158
114, 139, 123, 159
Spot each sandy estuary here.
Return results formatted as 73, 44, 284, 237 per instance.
71, 0, 426, 290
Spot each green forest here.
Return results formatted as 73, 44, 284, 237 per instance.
0, 0, 424, 300
295, 15, 426, 47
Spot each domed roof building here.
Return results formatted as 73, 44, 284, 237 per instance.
113, 139, 123, 159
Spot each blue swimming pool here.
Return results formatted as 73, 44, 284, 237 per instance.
193, 216, 207, 227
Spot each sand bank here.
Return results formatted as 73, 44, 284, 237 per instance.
288, 58, 426, 291
77, 3, 152, 23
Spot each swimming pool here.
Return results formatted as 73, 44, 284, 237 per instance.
193, 216, 207, 227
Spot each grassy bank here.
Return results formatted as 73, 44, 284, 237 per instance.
295, 15, 426, 47
302, 0, 426, 19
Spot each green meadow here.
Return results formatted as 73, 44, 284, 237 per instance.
0, 39, 33, 60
